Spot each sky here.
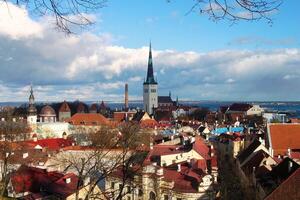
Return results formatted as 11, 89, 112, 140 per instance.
0, 0, 300, 102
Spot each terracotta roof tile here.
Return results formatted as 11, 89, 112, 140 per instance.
67, 113, 109, 126
264, 168, 300, 200
268, 124, 300, 156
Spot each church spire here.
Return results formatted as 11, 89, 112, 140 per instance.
28, 84, 37, 115
144, 42, 157, 85
29, 84, 35, 105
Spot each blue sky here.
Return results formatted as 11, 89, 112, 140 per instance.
98, 0, 300, 51
0, 1, 300, 102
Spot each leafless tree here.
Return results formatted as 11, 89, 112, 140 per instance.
0, 121, 30, 197
50, 122, 149, 200
1, 0, 283, 33
181, 0, 283, 25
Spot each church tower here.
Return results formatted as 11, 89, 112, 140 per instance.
27, 85, 37, 124
143, 42, 158, 115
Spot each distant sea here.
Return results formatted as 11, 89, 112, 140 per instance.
1, 101, 300, 118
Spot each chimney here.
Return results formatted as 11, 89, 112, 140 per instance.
33, 134, 38, 142
23, 152, 28, 159
288, 161, 293, 172
65, 177, 71, 184
150, 143, 153, 150
125, 83, 128, 111
156, 168, 164, 176
187, 158, 191, 164
171, 135, 174, 140
62, 132, 67, 139
177, 164, 181, 172
288, 148, 291, 157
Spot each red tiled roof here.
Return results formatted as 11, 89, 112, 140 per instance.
47, 173, 79, 198
10, 165, 82, 198
10, 165, 64, 194
113, 111, 136, 122
193, 136, 210, 159
67, 113, 109, 126
268, 124, 300, 156
163, 162, 206, 193
290, 118, 300, 123
264, 168, 300, 200
291, 151, 300, 159
140, 119, 159, 128
25, 138, 73, 151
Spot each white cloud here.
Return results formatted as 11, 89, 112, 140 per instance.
1, 3, 300, 101
128, 76, 142, 82
225, 78, 235, 83
0, 2, 42, 39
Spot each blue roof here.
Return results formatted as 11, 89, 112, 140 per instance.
230, 127, 244, 133
213, 126, 244, 135
213, 127, 228, 134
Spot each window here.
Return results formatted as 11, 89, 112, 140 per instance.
164, 195, 169, 200
127, 186, 131, 193
138, 189, 143, 196
111, 182, 115, 189
151, 89, 156, 93
177, 198, 182, 200
144, 89, 148, 93
149, 191, 156, 200
119, 184, 123, 189
127, 197, 131, 200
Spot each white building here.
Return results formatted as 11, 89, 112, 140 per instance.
246, 104, 264, 116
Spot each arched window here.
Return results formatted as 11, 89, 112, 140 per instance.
149, 191, 156, 200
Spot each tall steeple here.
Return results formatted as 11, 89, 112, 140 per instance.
29, 85, 35, 105
143, 42, 158, 115
144, 42, 157, 85
27, 84, 37, 124
28, 85, 37, 115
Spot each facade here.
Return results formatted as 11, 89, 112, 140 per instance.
158, 94, 174, 107
36, 122, 72, 138
143, 43, 158, 115
27, 85, 37, 124
106, 136, 218, 200
246, 104, 264, 116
